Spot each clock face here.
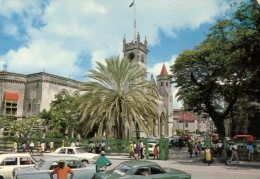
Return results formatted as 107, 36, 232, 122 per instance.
128, 52, 135, 61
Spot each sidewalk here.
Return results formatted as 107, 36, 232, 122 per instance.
226, 161, 260, 168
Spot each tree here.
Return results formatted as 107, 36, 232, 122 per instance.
171, 0, 260, 137
0, 116, 45, 138
41, 93, 80, 138
78, 56, 159, 139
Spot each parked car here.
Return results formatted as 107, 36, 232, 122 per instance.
0, 153, 36, 179
143, 143, 159, 156
13, 156, 96, 179
43, 147, 99, 164
93, 160, 191, 179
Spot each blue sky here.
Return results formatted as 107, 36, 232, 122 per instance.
0, 0, 232, 108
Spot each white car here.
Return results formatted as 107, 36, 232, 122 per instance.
0, 153, 36, 179
43, 147, 99, 164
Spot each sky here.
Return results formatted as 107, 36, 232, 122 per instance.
0, 0, 232, 108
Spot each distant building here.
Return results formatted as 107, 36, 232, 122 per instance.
0, 71, 81, 118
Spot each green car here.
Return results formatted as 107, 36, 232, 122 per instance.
93, 160, 191, 179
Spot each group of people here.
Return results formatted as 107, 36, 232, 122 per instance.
12, 141, 54, 154
85, 141, 106, 154
129, 141, 145, 160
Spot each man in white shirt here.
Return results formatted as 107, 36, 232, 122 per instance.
228, 142, 239, 163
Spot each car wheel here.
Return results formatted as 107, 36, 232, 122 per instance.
82, 160, 89, 164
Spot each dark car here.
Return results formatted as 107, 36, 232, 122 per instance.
93, 160, 191, 179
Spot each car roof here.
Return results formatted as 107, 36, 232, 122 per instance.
0, 153, 31, 158
41, 156, 81, 162
120, 160, 158, 167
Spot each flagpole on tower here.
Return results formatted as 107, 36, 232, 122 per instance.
129, 0, 136, 41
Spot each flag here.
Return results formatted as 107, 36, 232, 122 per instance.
129, 0, 134, 7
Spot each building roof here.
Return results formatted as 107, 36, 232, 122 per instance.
160, 64, 168, 76
179, 112, 196, 122
4, 92, 19, 100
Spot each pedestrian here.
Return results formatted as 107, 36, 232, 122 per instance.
90, 142, 95, 153
96, 151, 112, 172
129, 142, 134, 158
178, 137, 183, 150
217, 140, 223, 157
227, 141, 232, 158
198, 141, 202, 156
50, 158, 74, 179
140, 140, 144, 159
70, 141, 75, 147
29, 141, 34, 154
246, 142, 254, 162
75, 140, 80, 147
134, 142, 140, 160
49, 141, 54, 152
153, 144, 159, 160
194, 142, 199, 158
205, 146, 212, 166
86, 141, 91, 152
40, 141, 45, 154
228, 141, 239, 163
12, 141, 17, 153
187, 142, 193, 158
101, 141, 106, 151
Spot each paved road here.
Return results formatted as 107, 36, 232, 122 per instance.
33, 147, 260, 179
107, 147, 260, 179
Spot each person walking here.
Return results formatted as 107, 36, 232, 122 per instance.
129, 142, 134, 158
50, 158, 74, 179
205, 146, 212, 166
217, 140, 223, 157
49, 141, 54, 152
96, 151, 112, 172
194, 143, 199, 158
153, 145, 159, 160
228, 141, 239, 163
134, 142, 140, 160
178, 137, 183, 150
29, 141, 34, 154
140, 140, 144, 159
40, 141, 45, 154
187, 142, 193, 158
12, 141, 17, 153
246, 142, 254, 162
198, 141, 202, 156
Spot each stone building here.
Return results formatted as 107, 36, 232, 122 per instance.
123, 33, 173, 137
0, 71, 81, 118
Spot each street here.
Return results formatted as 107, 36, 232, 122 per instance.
106, 147, 260, 179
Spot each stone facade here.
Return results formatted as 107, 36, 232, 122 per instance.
123, 33, 174, 137
0, 71, 81, 118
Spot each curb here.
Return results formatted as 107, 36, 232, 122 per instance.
226, 162, 260, 168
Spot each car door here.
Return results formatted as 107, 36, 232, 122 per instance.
0, 157, 18, 178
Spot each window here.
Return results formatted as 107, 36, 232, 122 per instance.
134, 167, 150, 176
67, 149, 74, 154
58, 148, 66, 154
20, 157, 35, 165
151, 165, 166, 174
0, 157, 17, 166
4, 100, 17, 116
185, 123, 189, 128
161, 82, 163, 86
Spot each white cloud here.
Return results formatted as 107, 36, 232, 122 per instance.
0, 0, 229, 78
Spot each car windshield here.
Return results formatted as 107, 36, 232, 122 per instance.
35, 159, 45, 170
75, 148, 84, 153
113, 164, 130, 176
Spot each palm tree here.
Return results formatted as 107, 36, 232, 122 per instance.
78, 56, 159, 139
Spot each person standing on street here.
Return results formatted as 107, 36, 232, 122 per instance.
246, 142, 254, 162
228, 141, 239, 163
96, 151, 112, 172
50, 158, 74, 179
129, 142, 134, 158
194, 142, 199, 158
187, 141, 193, 158
49, 141, 54, 152
153, 145, 159, 160
140, 140, 144, 159
205, 146, 212, 166
29, 141, 34, 154
178, 137, 183, 150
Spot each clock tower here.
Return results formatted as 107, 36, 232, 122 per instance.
123, 32, 148, 69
